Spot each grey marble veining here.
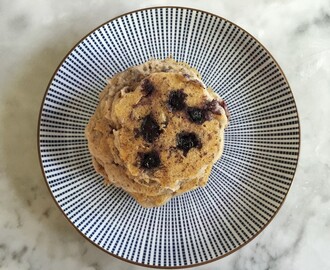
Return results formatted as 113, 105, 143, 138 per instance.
1, 0, 330, 269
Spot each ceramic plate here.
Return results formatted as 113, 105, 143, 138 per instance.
38, 7, 300, 268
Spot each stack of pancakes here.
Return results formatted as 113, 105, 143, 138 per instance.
85, 58, 229, 207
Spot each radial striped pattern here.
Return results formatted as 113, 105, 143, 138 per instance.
38, 7, 300, 268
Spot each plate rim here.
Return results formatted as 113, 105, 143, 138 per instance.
37, 6, 301, 269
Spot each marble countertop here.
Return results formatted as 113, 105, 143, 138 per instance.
1, 0, 330, 269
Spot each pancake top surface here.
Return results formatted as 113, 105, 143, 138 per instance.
111, 71, 227, 188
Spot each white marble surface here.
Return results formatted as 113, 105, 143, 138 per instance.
1, 0, 330, 269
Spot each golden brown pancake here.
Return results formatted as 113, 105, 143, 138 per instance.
85, 58, 228, 207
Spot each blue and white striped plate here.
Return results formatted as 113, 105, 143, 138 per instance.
38, 7, 300, 268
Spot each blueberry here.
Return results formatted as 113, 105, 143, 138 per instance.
219, 100, 230, 119
140, 151, 161, 169
168, 90, 187, 111
187, 107, 208, 124
205, 99, 222, 115
204, 99, 230, 119
140, 114, 162, 143
176, 132, 201, 155
141, 79, 155, 96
